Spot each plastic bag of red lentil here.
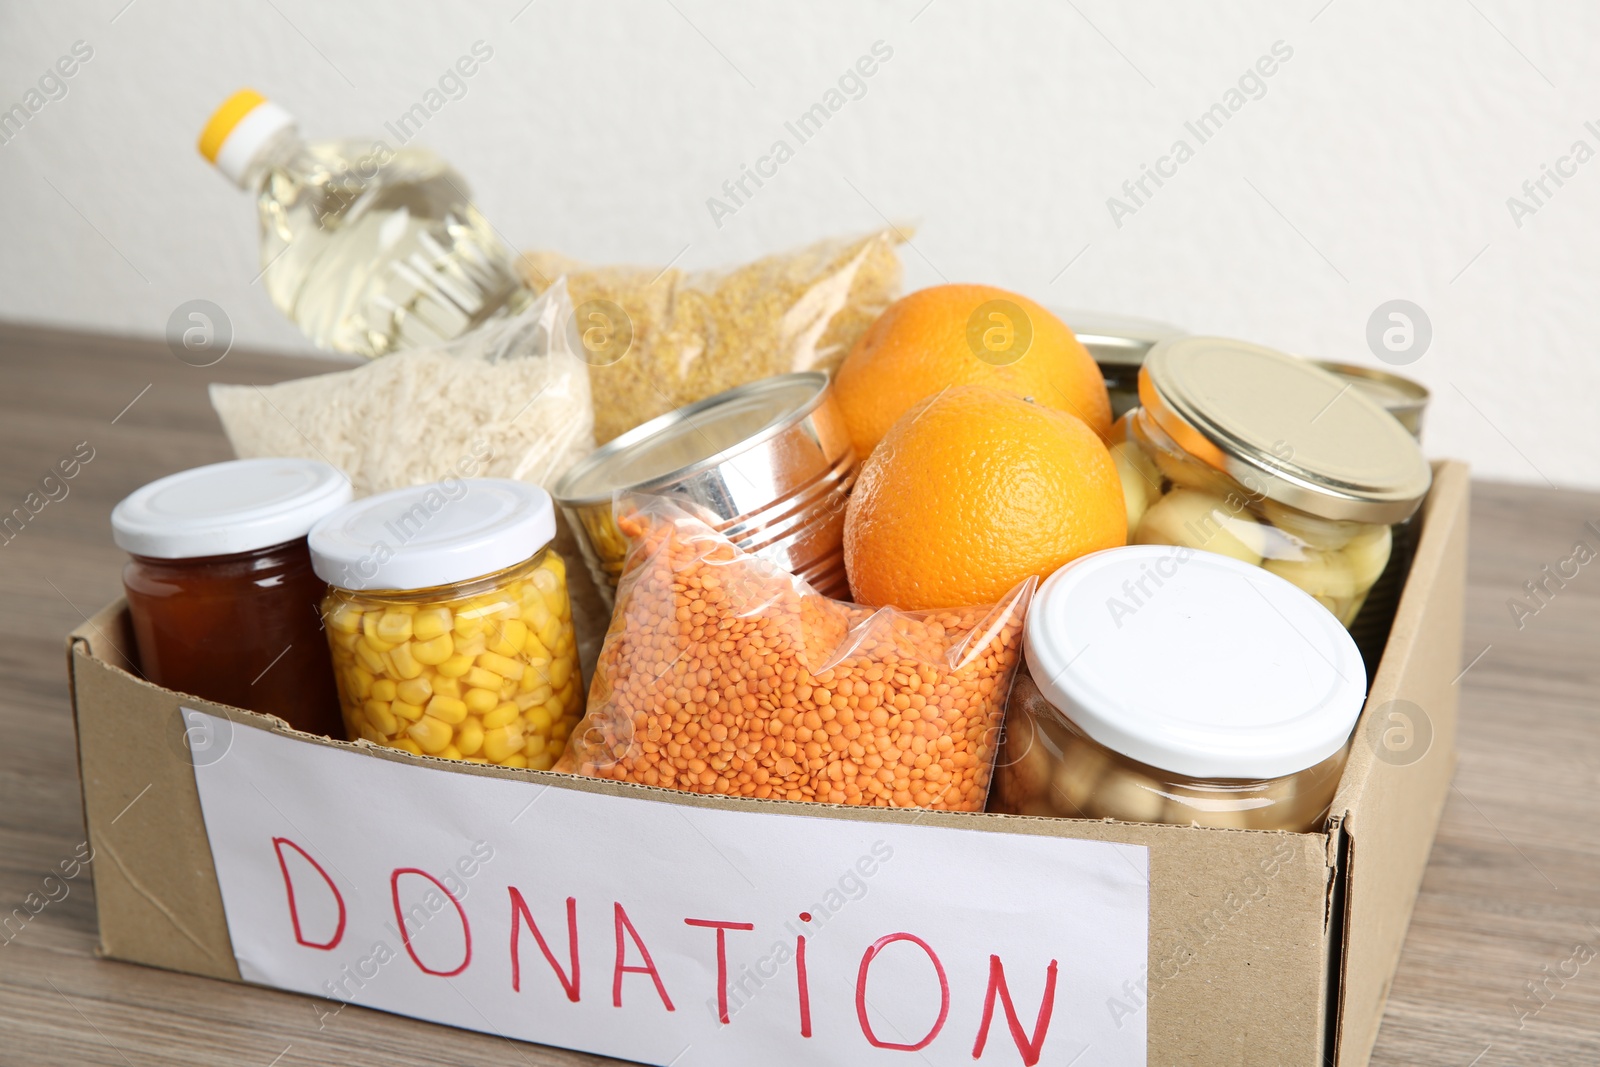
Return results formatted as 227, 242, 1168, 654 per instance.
554, 497, 1034, 811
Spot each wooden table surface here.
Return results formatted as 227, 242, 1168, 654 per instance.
0, 321, 1596, 1066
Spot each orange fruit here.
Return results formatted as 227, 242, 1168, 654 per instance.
843, 386, 1127, 610
833, 283, 1111, 461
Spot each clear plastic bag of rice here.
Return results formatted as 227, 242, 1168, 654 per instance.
210, 280, 593, 498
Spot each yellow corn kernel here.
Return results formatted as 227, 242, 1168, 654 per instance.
395, 676, 432, 707
529, 751, 557, 772
489, 619, 527, 658
549, 719, 572, 744
536, 615, 564, 653
436, 652, 474, 678
456, 718, 484, 756
523, 630, 551, 663
347, 666, 375, 700
555, 630, 575, 657
411, 632, 454, 665
483, 702, 520, 730
392, 738, 424, 755
370, 678, 398, 702
413, 607, 453, 642
532, 566, 562, 599
432, 676, 462, 699
548, 656, 572, 690
358, 723, 384, 744
391, 699, 425, 723
464, 665, 503, 691
332, 629, 361, 654
426, 695, 468, 725
464, 687, 499, 714
501, 754, 529, 769
376, 612, 413, 644
361, 614, 396, 651
453, 612, 484, 638
481, 724, 524, 763
354, 641, 387, 675
517, 684, 553, 709
541, 695, 566, 721
328, 601, 363, 634
363, 700, 397, 734
408, 715, 453, 754
388, 641, 424, 680
518, 665, 551, 694
440, 744, 463, 761
524, 600, 553, 637
500, 680, 518, 701
522, 734, 547, 759
477, 651, 524, 682
455, 634, 487, 658
524, 706, 554, 735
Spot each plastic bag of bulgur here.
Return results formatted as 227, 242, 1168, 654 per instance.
519, 229, 905, 444
554, 496, 1033, 811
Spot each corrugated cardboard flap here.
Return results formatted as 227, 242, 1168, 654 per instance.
1327, 460, 1469, 1067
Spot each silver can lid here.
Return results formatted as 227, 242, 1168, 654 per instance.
553, 372, 830, 507
1312, 361, 1430, 438
1140, 337, 1432, 524
1055, 308, 1186, 368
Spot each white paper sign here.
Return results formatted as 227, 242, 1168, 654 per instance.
185, 709, 1148, 1066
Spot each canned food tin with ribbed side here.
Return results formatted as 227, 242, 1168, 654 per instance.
552, 372, 858, 605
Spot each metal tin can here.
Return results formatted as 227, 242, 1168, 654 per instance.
1054, 308, 1187, 421
552, 373, 857, 606
1312, 361, 1430, 439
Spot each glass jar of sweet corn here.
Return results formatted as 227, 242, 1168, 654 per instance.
111, 458, 352, 736
308, 479, 582, 769
990, 545, 1368, 832
1113, 337, 1431, 629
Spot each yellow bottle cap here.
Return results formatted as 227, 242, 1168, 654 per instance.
198, 89, 267, 163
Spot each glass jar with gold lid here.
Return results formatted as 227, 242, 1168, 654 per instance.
1113, 337, 1431, 627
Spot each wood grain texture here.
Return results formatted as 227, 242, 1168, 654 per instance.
0, 322, 1595, 1066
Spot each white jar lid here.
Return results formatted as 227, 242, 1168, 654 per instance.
112, 458, 352, 559
309, 479, 556, 592
1024, 545, 1367, 780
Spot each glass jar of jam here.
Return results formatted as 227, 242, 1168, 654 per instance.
308, 479, 582, 770
1114, 337, 1432, 629
111, 458, 352, 735
990, 545, 1368, 832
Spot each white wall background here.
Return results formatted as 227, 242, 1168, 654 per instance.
1, 0, 1596, 490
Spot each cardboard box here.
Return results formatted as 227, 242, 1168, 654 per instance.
66, 461, 1470, 1067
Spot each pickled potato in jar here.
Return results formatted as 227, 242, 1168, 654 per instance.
1113, 337, 1430, 628
993, 674, 1349, 831
990, 545, 1369, 833
310, 479, 582, 769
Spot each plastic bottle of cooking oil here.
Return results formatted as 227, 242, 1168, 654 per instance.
198, 89, 530, 358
